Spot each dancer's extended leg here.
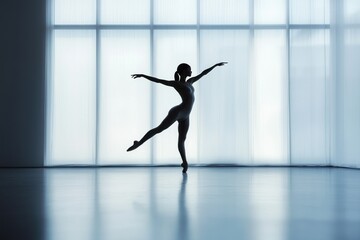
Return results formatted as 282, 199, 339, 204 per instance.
178, 118, 189, 173
127, 110, 178, 151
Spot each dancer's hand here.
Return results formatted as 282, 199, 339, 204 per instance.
216, 62, 228, 67
131, 74, 143, 79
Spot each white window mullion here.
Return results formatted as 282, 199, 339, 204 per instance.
249, 0, 255, 164
287, 0, 292, 165
150, 0, 155, 165
196, 0, 200, 164
95, 0, 100, 165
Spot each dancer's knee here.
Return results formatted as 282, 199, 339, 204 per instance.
156, 121, 172, 134
155, 127, 164, 134
179, 135, 186, 142
178, 138, 185, 148
150, 127, 162, 135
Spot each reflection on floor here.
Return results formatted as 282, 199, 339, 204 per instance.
0, 167, 360, 240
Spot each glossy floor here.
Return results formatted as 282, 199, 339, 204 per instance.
0, 167, 360, 240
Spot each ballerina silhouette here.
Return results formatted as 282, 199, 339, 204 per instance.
127, 62, 227, 173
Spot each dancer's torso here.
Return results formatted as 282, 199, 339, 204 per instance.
173, 82, 195, 118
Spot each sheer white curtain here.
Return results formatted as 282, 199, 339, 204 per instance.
47, 30, 96, 165
47, 0, 360, 168
198, 30, 250, 164
98, 30, 151, 164
290, 30, 330, 165
332, 0, 360, 168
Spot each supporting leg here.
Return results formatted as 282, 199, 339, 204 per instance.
178, 119, 189, 173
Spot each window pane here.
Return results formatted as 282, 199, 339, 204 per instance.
200, 0, 249, 24
344, 0, 360, 24
154, 0, 197, 24
48, 30, 96, 165
199, 30, 250, 164
153, 30, 198, 164
252, 30, 288, 164
337, 29, 360, 166
54, 0, 96, 24
290, 29, 329, 164
100, 0, 150, 24
290, 0, 330, 24
98, 30, 151, 164
254, 0, 286, 24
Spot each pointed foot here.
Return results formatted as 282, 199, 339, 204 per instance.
127, 141, 139, 152
181, 162, 188, 173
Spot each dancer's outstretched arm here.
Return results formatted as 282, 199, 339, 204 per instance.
131, 74, 175, 87
187, 62, 227, 84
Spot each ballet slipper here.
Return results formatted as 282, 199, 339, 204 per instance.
127, 141, 139, 152
181, 162, 188, 173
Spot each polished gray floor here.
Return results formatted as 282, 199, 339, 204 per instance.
0, 167, 360, 240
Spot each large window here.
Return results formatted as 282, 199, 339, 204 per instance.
46, 0, 330, 166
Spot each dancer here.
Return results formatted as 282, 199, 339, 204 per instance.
127, 62, 227, 173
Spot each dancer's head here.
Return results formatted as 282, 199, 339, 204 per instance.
174, 63, 192, 82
